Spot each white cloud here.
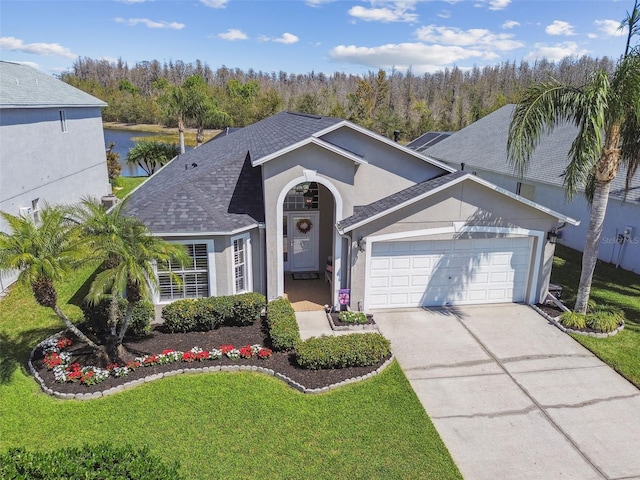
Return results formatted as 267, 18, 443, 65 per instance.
502, 20, 520, 29
0, 36, 77, 59
329, 42, 489, 74
217, 29, 248, 41
114, 17, 185, 29
260, 33, 299, 44
437, 10, 451, 19
545, 20, 576, 36
200, 0, 227, 8
273, 33, 299, 44
474, 0, 511, 10
594, 19, 625, 37
524, 42, 589, 62
415, 25, 523, 51
348, 1, 419, 23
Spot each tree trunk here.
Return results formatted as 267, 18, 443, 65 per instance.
116, 302, 135, 346
574, 180, 611, 313
53, 304, 109, 361
196, 126, 204, 148
178, 115, 186, 154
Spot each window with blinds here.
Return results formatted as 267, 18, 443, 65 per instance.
157, 243, 209, 301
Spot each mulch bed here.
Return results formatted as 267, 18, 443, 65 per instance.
535, 302, 566, 318
32, 319, 389, 395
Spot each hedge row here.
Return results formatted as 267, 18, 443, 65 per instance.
161, 292, 266, 332
81, 297, 154, 337
0, 443, 183, 480
296, 333, 391, 370
265, 298, 301, 351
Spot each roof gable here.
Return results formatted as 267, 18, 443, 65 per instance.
338, 171, 578, 233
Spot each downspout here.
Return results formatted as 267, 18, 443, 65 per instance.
258, 223, 267, 296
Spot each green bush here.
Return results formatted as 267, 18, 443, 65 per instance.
0, 443, 183, 479
231, 292, 266, 325
296, 333, 391, 370
338, 311, 367, 324
586, 306, 624, 333
162, 299, 211, 332
560, 311, 587, 330
81, 297, 152, 337
265, 298, 300, 351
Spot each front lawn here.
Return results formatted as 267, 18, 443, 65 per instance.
551, 244, 640, 387
0, 265, 461, 479
113, 176, 147, 200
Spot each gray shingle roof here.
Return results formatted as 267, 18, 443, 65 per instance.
424, 104, 640, 203
338, 171, 466, 231
0, 61, 107, 108
123, 111, 342, 234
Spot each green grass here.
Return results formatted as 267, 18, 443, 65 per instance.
551, 244, 640, 387
113, 176, 147, 200
0, 266, 461, 479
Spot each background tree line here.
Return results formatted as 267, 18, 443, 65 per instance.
62, 55, 615, 141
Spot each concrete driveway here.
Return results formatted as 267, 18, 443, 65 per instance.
374, 304, 640, 480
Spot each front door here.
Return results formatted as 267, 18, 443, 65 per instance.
288, 212, 319, 272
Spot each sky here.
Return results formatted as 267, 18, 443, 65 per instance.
0, 0, 635, 77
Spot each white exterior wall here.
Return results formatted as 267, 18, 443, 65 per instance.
0, 106, 111, 291
454, 167, 640, 273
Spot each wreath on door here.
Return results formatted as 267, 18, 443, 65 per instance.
296, 218, 312, 234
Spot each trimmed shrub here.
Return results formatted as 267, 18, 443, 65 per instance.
338, 311, 367, 324
296, 333, 391, 370
266, 298, 300, 351
81, 297, 152, 337
560, 311, 587, 330
161, 299, 202, 332
586, 306, 624, 333
231, 292, 266, 325
0, 443, 183, 480
202, 295, 235, 328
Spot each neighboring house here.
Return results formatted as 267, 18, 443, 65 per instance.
422, 104, 640, 274
123, 111, 578, 311
0, 61, 111, 291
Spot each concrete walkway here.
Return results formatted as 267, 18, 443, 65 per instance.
374, 304, 640, 480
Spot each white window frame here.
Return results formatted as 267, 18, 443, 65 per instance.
156, 240, 215, 303
231, 233, 252, 294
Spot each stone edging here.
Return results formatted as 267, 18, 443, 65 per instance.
29, 331, 394, 400
326, 312, 379, 332
531, 296, 625, 338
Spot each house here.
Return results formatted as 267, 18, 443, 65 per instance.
0, 61, 111, 292
422, 104, 640, 274
123, 111, 578, 311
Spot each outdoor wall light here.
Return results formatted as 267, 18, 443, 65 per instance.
547, 228, 561, 244
357, 236, 366, 252
303, 188, 314, 207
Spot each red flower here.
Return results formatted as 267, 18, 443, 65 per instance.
196, 351, 209, 361
126, 361, 141, 370
239, 346, 253, 359
220, 344, 234, 354
43, 352, 62, 369
162, 349, 175, 355
258, 348, 272, 359
56, 338, 72, 350
106, 363, 119, 371
182, 351, 196, 362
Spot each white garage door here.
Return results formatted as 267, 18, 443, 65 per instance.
368, 237, 532, 309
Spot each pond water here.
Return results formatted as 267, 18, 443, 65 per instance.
103, 129, 161, 177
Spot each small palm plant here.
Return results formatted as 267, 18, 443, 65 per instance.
0, 205, 103, 353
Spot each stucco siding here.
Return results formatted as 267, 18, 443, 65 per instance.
0, 107, 110, 220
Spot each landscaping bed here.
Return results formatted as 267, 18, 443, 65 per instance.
32, 318, 391, 395
327, 311, 377, 331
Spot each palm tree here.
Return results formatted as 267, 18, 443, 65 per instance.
507, 48, 640, 313
0, 205, 102, 352
126, 140, 180, 176
75, 198, 190, 360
